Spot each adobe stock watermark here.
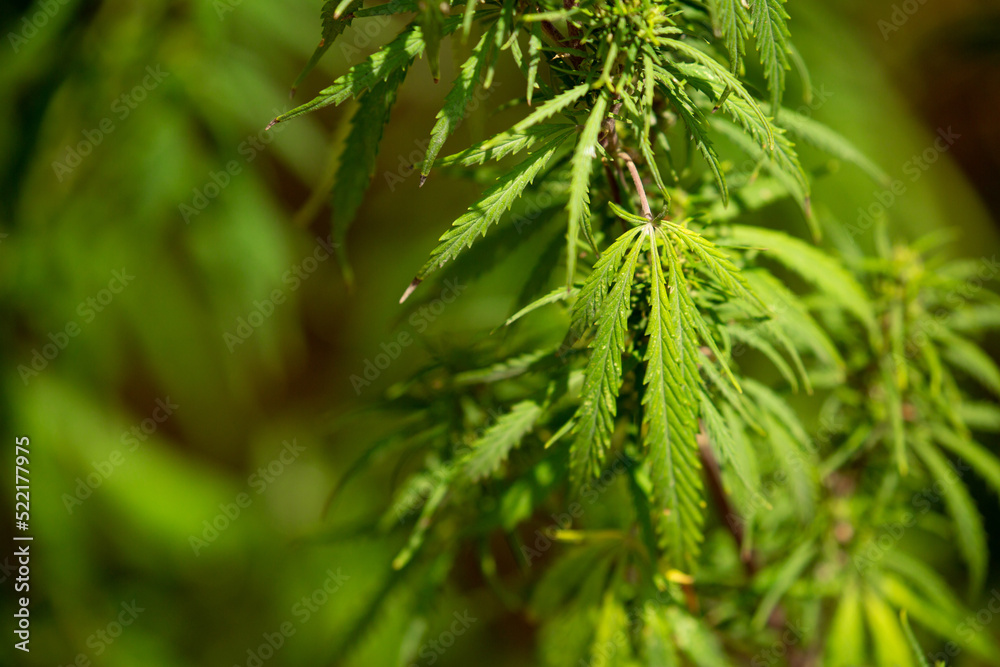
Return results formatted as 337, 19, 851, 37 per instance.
51, 66, 170, 181
927, 589, 1000, 665
277, 0, 412, 69
384, 76, 501, 192
62, 397, 179, 514
223, 234, 338, 352
731, 83, 835, 181
0, 554, 17, 585
849, 126, 960, 242
349, 278, 467, 394
520, 450, 634, 567
877, 0, 929, 40
17, 268, 135, 385
233, 568, 349, 667
338, 4, 407, 60
577, 595, 689, 667
393, 459, 464, 525
511, 189, 561, 236
749, 620, 809, 667
393, 406, 510, 523
189, 439, 306, 555
406, 610, 477, 666
58, 600, 145, 667
853, 457, 971, 577
179, 114, 287, 224
7, 0, 72, 53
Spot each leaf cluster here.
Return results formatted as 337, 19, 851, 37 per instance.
274, 1, 1000, 665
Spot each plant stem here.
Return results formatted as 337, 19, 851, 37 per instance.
619, 151, 652, 220
698, 435, 757, 576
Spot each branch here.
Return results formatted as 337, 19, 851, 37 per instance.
698, 434, 757, 576
618, 151, 652, 220
700, 435, 811, 665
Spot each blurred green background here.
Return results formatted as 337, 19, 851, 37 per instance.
1, 0, 999, 665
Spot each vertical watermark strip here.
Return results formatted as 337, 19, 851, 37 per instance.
13, 435, 32, 652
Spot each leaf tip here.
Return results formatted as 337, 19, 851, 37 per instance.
400, 278, 422, 304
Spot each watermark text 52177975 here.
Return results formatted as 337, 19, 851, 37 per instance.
13, 435, 33, 652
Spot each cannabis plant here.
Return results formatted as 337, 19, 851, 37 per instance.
272, 0, 1000, 664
